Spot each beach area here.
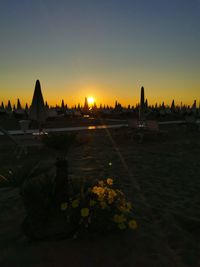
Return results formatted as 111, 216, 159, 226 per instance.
0, 117, 200, 267
1, 0, 200, 266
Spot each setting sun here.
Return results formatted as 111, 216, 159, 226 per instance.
88, 96, 95, 105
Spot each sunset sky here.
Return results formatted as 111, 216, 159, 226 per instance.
0, 0, 200, 107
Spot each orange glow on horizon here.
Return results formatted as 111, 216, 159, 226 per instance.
0, 82, 199, 108
0, 95, 198, 108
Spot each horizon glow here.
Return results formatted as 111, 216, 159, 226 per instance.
0, 0, 200, 107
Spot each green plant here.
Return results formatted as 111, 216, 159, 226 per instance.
21, 174, 137, 240
60, 178, 137, 236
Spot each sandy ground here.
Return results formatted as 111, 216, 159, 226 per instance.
0, 116, 123, 131
0, 124, 200, 267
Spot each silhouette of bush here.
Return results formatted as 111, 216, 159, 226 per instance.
59, 178, 137, 237
21, 175, 137, 240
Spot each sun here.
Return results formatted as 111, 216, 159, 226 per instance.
88, 96, 95, 105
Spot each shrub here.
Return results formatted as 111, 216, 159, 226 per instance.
60, 178, 137, 237
21, 175, 137, 240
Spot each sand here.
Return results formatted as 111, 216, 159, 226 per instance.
0, 124, 200, 267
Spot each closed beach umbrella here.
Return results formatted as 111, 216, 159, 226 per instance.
29, 80, 47, 123
17, 99, 22, 110
1, 101, 5, 110
7, 100, 12, 112
139, 86, 145, 122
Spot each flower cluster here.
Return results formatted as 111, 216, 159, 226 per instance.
60, 178, 137, 236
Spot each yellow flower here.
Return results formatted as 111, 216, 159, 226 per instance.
107, 178, 113, 185
107, 189, 117, 204
89, 200, 96, 207
72, 199, 79, 208
92, 186, 100, 194
118, 223, 126, 230
108, 189, 117, 199
113, 214, 127, 223
92, 186, 105, 197
128, 219, 137, 230
60, 202, 68, 211
98, 187, 105, 195
81, 208, 90, 217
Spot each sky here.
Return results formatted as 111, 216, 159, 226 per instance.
0, 0, 200, 107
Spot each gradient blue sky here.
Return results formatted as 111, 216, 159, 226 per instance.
0, 0, 200, 106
